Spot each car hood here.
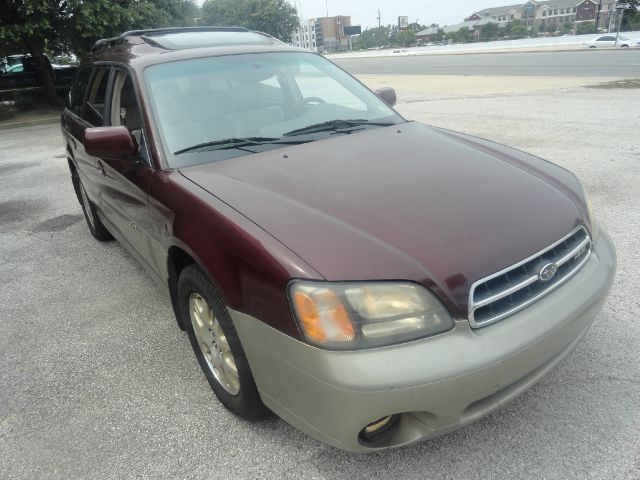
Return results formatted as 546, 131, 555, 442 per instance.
179, 122, 588, 317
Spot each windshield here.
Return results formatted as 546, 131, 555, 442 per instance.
145, 52, 403, 167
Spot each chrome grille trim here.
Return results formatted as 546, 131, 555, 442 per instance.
468, 226, 592, 328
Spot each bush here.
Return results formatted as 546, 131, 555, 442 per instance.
13, 90, 45, 111
560, 22, 573, 35
0, 103, 17, 121
577, 22, 597, 35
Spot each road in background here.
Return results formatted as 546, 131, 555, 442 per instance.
335, 50, 640, 77
328, 31, 640, 59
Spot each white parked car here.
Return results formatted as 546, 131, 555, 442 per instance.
584, 35, 640, 48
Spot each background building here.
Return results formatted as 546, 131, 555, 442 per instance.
464, 0, 618, 33
293, 19, 318, 52
317, 16, 351, 53
293, 16, 351, 53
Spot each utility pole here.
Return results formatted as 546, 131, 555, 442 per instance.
595, 0, 602, 31
614, 5, 625, 47
377, 9, 381, 28
325, 0, 328, 18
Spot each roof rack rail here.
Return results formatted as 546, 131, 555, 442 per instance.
91, 26, 250, 52
253, 31, 286, 45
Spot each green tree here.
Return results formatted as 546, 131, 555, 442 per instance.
479, 22, 500, 42
353, 26, 391, 50
0, 1, 67, 105
560, 22, 573, 35
577, 21, 597, 35
0, 0, 199, 105
200, 0, 298, 42
446, 26, 474, 44
621, 2, 640, 31
66, 0, 198, 61
507, 20, 527, 39
400, 29, 417, 46
389, 26, 416, 47
545, 22, 558, 34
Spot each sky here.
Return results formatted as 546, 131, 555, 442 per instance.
292, 0, 504, 29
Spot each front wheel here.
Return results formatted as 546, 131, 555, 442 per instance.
178, 264, 267, 420
76, 176, 113, 242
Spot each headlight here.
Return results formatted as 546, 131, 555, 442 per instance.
289, 282, 454, 350
578, 179, 598, 239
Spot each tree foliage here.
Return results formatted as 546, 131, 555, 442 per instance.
507, 20, 527, 39
352, 26, 420, 50
446, 26, 474, 43
576, 21, 597, 35
65, 0, 198, 61
560, 22, 573, 35
621, 2, 640, 31
1, 1, 70, 105
388, 26, 417, 47
353, 26, 390, 49
200, 0, 299, 42
479, 22, 500, 41
0, 0, 199, 104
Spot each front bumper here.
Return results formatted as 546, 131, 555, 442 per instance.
231, 231, 616, 452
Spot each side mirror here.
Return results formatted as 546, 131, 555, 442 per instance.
375, 87, 397, 107
84, 126, 137, 159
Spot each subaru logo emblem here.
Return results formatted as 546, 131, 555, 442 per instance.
538, 262, 558, 282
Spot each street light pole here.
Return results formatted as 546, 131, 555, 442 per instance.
614, 7, 624, 47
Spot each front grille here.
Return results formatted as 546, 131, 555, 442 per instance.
469, 226, 592, 328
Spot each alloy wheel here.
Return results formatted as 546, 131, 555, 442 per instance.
188, 293, 240, 395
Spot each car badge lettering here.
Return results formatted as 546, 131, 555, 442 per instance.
538, 262, 558, 282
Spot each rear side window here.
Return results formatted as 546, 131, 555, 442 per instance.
69, 66, 92, 117
84, 68, 111, 126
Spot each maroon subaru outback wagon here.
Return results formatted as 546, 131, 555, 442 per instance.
61, 27, 616, 452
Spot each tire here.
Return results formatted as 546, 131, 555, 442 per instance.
75, 173, 113, 242
178, 264, 267, 420
621, 44, 629, 48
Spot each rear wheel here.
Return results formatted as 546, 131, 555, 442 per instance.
178, 264, 267, 420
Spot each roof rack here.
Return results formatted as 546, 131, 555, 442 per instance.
253, 31, 286, 45
91, 26, 250, 52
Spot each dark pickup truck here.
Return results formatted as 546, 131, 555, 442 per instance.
0, 54, 77, 99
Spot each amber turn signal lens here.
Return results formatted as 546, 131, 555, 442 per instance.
292, 288, 355, 346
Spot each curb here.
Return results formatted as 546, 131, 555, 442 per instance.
0, 115, 60, 131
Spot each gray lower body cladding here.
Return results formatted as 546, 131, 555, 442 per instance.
230, 231, 616, 452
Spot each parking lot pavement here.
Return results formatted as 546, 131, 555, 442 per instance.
1, 83, 639, 479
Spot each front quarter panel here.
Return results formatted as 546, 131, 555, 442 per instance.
145, 170, 323, 338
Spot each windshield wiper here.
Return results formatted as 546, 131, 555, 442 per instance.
282, 119, 397, 137
174, 137, 307, 155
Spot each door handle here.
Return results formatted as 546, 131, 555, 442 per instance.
96, 161, 106, 176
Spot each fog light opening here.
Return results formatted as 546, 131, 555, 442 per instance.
358, 415, 398, 443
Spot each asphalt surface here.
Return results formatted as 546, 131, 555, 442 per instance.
334, 49, 640, 77
1, 83, 639, 479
